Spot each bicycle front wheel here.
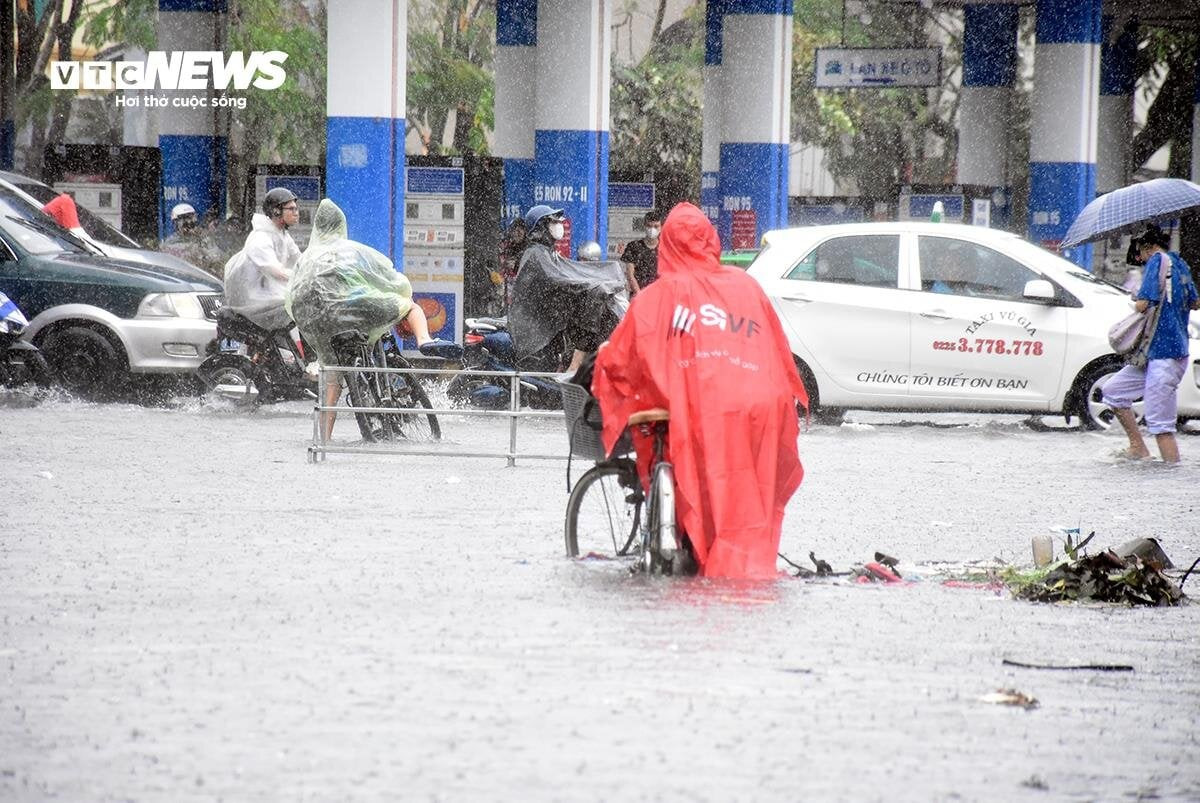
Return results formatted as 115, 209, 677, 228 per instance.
344, 348, 401, 442
385, 352, 441, 441
564, 460, 642, 560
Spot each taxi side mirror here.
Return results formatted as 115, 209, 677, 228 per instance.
1023, 279, 1055, 302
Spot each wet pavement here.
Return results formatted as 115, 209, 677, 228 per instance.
2, 392, 1199, 800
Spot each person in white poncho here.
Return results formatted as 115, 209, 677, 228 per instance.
286, 197, 459, 438
222, 187, 303, 331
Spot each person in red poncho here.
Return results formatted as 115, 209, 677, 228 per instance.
591, 202, 808, 580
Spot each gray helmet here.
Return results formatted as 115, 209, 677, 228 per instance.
578, 241, 603, 261
263, 187, 298, 218
523, 204, 564, 231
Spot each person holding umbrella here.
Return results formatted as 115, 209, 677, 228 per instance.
1101, 226, 1199, 462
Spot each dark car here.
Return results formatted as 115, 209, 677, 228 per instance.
0, 189, 221, 396
0, 169, 214, 274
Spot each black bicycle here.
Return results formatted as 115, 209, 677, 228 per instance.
560, 379, 684, 574
330, 329, 440, 443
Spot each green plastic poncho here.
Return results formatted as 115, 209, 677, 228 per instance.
285, 199, 414, 364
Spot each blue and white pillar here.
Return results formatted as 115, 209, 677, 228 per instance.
1028, 0, 1101, 268
157, 1, 227, 239
533, 0, 611, 254
495, 0, 537, 229
325, 0, 406, 260
958, 3, 1018, 188
1096, 15, 1136, 193
700, 3, 723, 228
711, 1, 792, 250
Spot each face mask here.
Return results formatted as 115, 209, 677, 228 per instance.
645, 226, 660, 239
548, 222, 565, 240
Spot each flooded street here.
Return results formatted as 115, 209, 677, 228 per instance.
2, 395, 1199, 800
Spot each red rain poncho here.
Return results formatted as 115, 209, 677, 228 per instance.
42, 194, 82, 230
592, 203, 808, 579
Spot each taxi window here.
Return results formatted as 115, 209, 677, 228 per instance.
784, 234, 900, 287
918, 236, 1038, 300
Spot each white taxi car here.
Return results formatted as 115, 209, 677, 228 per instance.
746, 222, 1200, 428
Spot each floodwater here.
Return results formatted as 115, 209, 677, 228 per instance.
2, 392, 1198, 800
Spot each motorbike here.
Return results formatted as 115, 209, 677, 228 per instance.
197, 306, 317, 405
446, 316, 564, 409
0, 291, 53, 390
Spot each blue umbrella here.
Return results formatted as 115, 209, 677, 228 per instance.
1061, 177, 1200, 247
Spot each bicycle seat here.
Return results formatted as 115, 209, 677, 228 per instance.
330, 330, 369, 351
628, 408, 669, 425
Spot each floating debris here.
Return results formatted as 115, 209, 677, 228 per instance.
1013, 550, 1185, 606
1002, 659, 1134, 672
979, 688, 1039, 709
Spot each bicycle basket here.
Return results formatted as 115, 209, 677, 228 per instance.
558, 379, 631, 461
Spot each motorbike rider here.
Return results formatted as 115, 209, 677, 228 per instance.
590, 202, 808, 580
509, 205, 628, 375
222, 188, 303, 331
161, 202, 226, 279
286, 198, 460, 439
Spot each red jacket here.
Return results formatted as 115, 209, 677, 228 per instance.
592, 203, 808, 579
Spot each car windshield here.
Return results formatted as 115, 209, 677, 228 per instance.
11, 181, 139, 248
1003, 236, 1126, 290
1065, 269, 1126, 291
0, 194, 90, 255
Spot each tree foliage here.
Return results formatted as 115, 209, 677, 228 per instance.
226, 0, 326, 163
13, 0, 88, 175
223, 0, 327, 218
406, 0, 495, 155
609, 3, 703, 210
790, 0, 966, 202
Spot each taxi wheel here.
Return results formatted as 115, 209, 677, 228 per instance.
1075, 362, 1142, 431
793, 356, 844, 425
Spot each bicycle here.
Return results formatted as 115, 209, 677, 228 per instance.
560, 380, 688, 574
330, 328, 440, 443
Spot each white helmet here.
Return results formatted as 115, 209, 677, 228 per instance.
578, 241, 603, 261
171, 203, 197, 221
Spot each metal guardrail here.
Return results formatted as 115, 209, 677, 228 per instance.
307, 363, 570, 465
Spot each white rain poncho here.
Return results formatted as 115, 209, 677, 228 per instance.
284, 199, 415, 365
223, 213, 301, 330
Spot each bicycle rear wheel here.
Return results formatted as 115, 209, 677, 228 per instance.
385, 352, 441, 440
564, 460, 642, 560
642, 461, 678, 574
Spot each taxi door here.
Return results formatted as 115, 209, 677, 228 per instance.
770, 232, 913, 400
908, 234, 1069, 406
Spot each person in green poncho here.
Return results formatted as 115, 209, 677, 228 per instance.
286, 198, 460, 438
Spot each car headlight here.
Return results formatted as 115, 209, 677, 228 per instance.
137, 292, 206, 319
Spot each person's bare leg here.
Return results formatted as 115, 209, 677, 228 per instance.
1155, 432, 1181, 463
567, 348, 586, 374
321, 370, 341, 442
401, 304, 433, 346
1113, 408, 1150, 458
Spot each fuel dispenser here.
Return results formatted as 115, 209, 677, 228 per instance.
42, 144, 162, 246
